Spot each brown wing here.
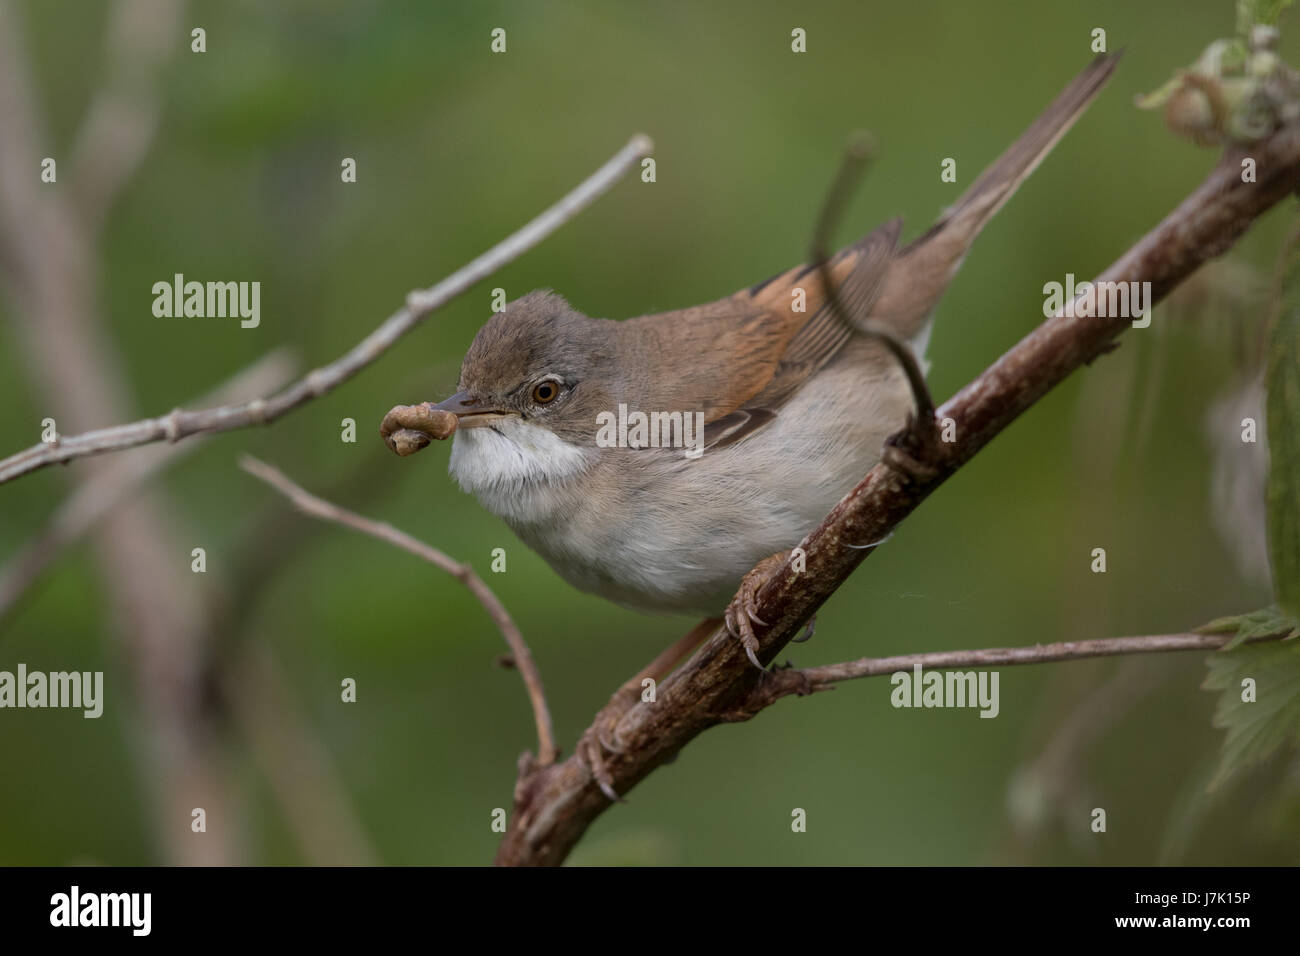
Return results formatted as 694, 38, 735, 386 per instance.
616, 218, 902, 451
741, 217, 901, 411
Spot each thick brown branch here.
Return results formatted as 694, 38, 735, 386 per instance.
0, 134, 653, 485
239, 456, 556, 766
495, 124, 1300, 866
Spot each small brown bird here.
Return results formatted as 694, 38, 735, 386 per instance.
389, 55, 1119, 661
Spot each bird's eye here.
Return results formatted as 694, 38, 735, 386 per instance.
532, 380, 560, 404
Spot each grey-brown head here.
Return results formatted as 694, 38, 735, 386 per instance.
434, 289, 620, 447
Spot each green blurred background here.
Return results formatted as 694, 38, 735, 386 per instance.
1, 0, 1297, 865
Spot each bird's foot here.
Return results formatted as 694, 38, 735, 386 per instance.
724, 550, 791, 670
882, 426, 942, 484
576, 684, 639, 803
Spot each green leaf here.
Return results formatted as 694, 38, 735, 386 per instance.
1238, 0, 1295, 35
1196, 605, 1300, 649
1138, 6, 1300, 145
1134, 74, 1190, 111
1266, 221, 1300, 615
1203, 639, 1300, 789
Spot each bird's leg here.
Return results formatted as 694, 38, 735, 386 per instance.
577, 616, 720, 802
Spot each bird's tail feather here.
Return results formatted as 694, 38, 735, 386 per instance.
872, 52, 1121, 340
937, 52, 1121, 244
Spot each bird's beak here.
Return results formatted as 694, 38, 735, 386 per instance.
433, 391, 515, 428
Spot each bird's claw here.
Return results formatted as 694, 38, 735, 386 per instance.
578, 733, 623, 803
577, 725, 625, 803
725, 595, 764, 670
791, 615, 817, 643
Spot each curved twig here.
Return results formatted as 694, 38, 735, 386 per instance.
811, 133, 937, 425
238, 455, 557, 766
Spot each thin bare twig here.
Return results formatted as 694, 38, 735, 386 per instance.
0, 348, 299, 624
0, 133, 654, 485
238, 455, 557, 766
495, 121, 1300, 866
737, 632, 1280, 712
